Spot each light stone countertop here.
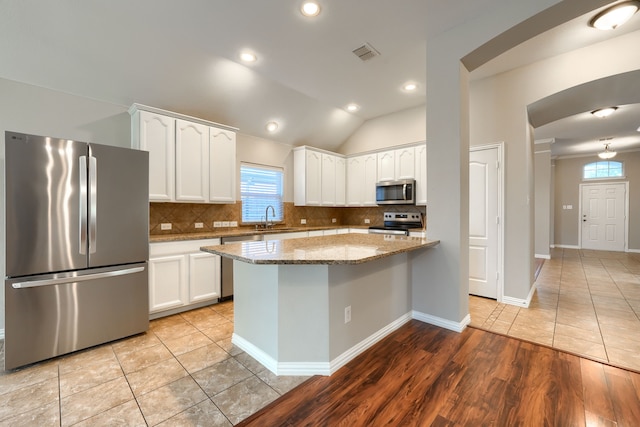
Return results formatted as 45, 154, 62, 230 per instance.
200, 233, 439, 265
149, 226, 370, 243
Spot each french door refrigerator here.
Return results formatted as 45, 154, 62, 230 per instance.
4, 131, 149, 370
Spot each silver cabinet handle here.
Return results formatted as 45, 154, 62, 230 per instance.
12, 266, 145, 289
89, 155, 98, 254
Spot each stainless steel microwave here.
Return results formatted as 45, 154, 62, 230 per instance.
375, 179, 416, 205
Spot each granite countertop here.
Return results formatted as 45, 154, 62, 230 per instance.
200, 233, 439, 265
150, 225, 373, 243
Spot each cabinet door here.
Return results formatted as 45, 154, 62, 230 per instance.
377, 151, 395, 182
189, 252, 220, 303
346, 156, 364, 206
395, 147, 415, 179
335, 156, 346, 206
176, 119, 209, 202
321, 153, 336, 206
415, 143, 427, 205
209, 127, 236, 203
149, 255, 187, 313
305, 150, 322, 205
363, 154, 378, 206
138, 111, 175, 201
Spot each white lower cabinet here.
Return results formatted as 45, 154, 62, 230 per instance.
149, 239, 221, 317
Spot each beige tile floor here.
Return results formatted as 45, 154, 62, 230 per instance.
470, 247, 640, 373
0, 301, 309, 426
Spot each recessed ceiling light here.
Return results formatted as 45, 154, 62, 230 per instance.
301, 1, 321, 17
266, 121, 279, 132
590, 1, 640, 30
346, 103, 360, 112
403, 82, 418, 92
240, 51, 257, 63
591, 107, 618, 118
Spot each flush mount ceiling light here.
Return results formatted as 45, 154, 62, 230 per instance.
346, 103, 360, 112
598, 142, 617, 159
239, 51, 257, 63
590, 1, 640, 30
301, 1, 321, 17
402, 82, 418, 92
266, 121, 279, 132
591, 106, 618, 118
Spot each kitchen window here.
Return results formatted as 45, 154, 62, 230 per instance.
240, 163, 284, 223
583, 160, 623, 180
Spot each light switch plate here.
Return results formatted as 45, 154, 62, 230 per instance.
160, 223, 172, 230
213, 221, 222, 227
222, 221, 230, 227
194, 222, 203, 229
301, 219, 307, 224
230, 221, 238, 227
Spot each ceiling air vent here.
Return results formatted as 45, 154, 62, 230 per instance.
352, 42, 380, 61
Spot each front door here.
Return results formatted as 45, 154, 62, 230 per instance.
580, 183, 626, 251
469, 146, 500, 299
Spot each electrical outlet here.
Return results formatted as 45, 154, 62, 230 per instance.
301, 219, 307, 224
213, 221, 222, 228
230, 221, 238, 227
222, 221, 230, 227
332, 218, 337, 223
194, 222, 203, 229
160, 223, 172, 230
344, 306, 351, 324
364, 218, 370, 224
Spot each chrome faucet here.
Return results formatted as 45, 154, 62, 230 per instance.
265, 205, 275, 229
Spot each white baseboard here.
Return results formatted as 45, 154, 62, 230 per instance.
412, 310, 470, 333
535, 254, 551, 259
554, 244, 580, 249
232, 313, 413, 377
627, 248, 640, 253
502, 284, 536, 308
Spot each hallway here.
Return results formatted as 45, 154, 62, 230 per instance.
470, 248, 640, 373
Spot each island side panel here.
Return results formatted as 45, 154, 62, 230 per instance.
327, 253, 412, 361
233, 261, 279, 360
278, 265, 330, 363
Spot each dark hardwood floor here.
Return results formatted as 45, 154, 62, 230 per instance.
238, 320, 640, 426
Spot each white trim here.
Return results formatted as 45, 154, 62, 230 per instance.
0, 329, 4, 340
627, 248, 640, 254
578, 181, 629, 252
502, 285, 536, 308
554, 244, 580, 249
233, 313, 413, 377
535, 254, 551, 260
412, 311, 470, 333
534, 138, 555, 145
327, 313, 412, 375
469, 142, 505, 303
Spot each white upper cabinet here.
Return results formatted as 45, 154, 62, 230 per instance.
129, 104, 237, 204
346, 153, 377, 206
377, 146, 415, 182
335, 156, 346, 206
395, 146, 415, 179
175, 119, 209, 202
415, 143, 427, 205
377, 151, 395, 182
131, 110, 175, 201
321, 153, 336, 206
209, 128, 236, 203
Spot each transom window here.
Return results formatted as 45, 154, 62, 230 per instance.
240, 163, 284, 223
583, 161, 623, 180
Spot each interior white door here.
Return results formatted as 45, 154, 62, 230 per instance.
581, 183, 626, 251
469, 147, 499, 299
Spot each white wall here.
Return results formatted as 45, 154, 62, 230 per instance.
535, 143, 552, 258
338, 105, 426, 155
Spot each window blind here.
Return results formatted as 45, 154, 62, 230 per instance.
240, 164, 284, 223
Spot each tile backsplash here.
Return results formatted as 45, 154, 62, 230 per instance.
150, 202, 426, 235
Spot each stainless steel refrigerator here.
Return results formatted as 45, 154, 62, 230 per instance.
4, 131, 149, 370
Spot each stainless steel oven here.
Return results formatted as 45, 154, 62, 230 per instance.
368, 212, 423, 236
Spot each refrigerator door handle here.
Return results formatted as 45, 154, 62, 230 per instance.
89, 155, 98, 254
11, 266, 145, 289
79, 156, 88, 255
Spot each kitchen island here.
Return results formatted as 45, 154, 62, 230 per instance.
201, 233, 439, 376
